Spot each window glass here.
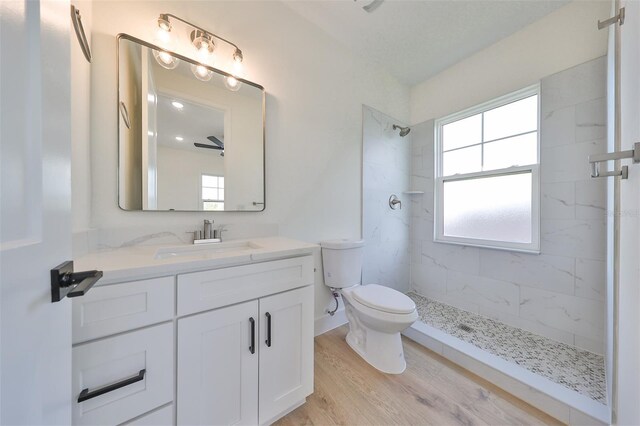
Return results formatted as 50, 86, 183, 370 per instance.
442, 114, 482, 151
442, 145, 481, 176
443, 172, 533, 244
483, 132, 538, 171
483, 95, 538, 141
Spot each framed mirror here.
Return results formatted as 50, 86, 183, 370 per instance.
117, 34, 265, 212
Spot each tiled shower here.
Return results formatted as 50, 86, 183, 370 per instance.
363, 56, 608, 407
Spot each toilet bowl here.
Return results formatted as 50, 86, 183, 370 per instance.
320, 240, 418, 374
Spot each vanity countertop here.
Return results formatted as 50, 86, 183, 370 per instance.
74, 236, 319, 284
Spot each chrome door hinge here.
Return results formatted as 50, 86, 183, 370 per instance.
589, 142, 640, 179
598, 7, 625, 30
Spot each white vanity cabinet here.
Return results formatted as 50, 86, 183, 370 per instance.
258, 287, 314, 424
177, 286, 313, 426
177, 300, 260, 425
72, 246, 315, 426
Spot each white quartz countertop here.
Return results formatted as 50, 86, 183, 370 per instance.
74, 237, 319, 284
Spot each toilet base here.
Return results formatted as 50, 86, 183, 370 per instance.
345, 323, 407, 374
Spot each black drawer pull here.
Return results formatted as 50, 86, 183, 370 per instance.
249, 317, 256, 354
265, 312, 272, 347
77, 369, 146, 403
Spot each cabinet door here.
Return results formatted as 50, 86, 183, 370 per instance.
258, 286, 314, 424
178, 300, 259, 425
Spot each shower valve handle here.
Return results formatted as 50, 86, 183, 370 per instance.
389, 194, 402, 210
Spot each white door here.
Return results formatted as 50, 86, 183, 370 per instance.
0, 1, 73, 424
615, 0, 640, 423
177, 300, 259, 425
258, 286, 314, 425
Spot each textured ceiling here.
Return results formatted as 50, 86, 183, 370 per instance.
283, 0, 570, 86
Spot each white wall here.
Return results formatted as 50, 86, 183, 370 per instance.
410, 0, 609, 125
85, 1, 409, 322
410, 57, 608, 353
156, 146, 224, 211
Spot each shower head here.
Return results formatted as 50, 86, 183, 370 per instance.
393, 124, 411, 137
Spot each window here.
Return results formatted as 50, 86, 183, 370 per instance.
201, 174, 224, 211
435, 85, 540, 252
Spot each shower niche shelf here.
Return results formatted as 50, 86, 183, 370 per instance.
403, 191, 424, 195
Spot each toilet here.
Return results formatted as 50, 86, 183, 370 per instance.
321, 239, 418, 374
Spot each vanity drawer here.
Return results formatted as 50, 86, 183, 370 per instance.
72, 323, 173, 426
177, 256, 314, 316
122, 404, 173, 426
72, 276, 174, 343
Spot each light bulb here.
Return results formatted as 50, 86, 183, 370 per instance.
232, 60, 244, 76
156, 27, 171, 45
153, 49, 179, 69
191, 63, 213, 82
224, 76, 242, 92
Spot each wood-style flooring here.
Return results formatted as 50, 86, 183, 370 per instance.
276, 326, 564, 426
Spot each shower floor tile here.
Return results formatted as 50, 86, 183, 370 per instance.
407, 292, 607, 404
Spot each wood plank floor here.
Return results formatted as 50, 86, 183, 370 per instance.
276, 326, 564, 426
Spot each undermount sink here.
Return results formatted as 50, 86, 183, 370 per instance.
154, 240, 263, 260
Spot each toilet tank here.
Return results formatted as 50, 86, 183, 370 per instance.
320, 239, 364, 288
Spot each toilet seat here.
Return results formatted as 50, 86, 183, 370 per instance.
349, 284, 416, 314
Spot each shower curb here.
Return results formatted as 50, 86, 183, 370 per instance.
403, 321, 610, 425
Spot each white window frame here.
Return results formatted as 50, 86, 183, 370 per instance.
434, 85, 541, 253
200, 173, 224, 210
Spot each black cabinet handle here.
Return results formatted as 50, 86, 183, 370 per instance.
77, 369, 146, 403
249, 317, 255, 354
265, 312, 272, 347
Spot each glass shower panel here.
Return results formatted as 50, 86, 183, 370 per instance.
443, 172, 532, 243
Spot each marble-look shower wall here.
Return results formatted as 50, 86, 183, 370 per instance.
363, 106, 411, 292
410, 57, 607, 354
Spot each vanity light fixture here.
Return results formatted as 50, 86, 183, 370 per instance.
153, 13, 179, 69
153, 13, 245, 90
171, 101, 184, 109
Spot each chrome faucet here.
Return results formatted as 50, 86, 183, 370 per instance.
191, 219, 221, 244
204, 219, 213, 239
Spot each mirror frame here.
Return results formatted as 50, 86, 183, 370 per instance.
116, 33, 266, 212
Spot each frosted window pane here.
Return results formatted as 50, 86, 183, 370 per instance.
219, 188, 224, 200
218, 177, 224, 188
202, 188, 218, 200
442, 145, 481, 176
443, 172, 532, 243
483, 132, 538, 171
202, 175, 218, 187
442, 114, 482, 151
483, 95, 538, 141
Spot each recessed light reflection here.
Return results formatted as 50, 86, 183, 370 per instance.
171, 101, 184, 109
175, 136, 184, 141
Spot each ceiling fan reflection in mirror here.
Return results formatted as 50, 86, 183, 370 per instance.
194, 135, 225, 156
